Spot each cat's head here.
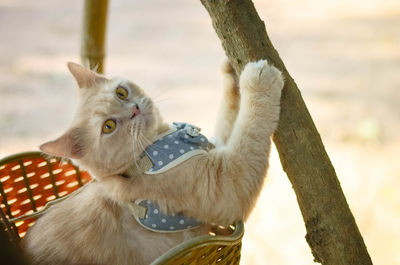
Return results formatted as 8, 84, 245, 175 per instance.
40, 63, 167, 177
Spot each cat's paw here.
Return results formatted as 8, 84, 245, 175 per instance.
221, 59, 236, 77
221, 59, 240, 103
239, 60, 284, 97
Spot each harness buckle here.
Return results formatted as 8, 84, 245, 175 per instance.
128, 202, 148, 219
185, 126, 201, 137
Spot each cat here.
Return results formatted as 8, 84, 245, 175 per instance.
22, 59, 284, 265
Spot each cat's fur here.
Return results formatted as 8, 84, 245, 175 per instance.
22, 60, 284, 265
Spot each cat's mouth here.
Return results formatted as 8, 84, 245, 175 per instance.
131, 104, 141, 119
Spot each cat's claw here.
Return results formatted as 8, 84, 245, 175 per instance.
239, 59, 284, 95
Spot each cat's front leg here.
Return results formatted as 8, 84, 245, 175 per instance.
208, 60, 284, 223
228, 59, 283, 151
213, 60, 240, 147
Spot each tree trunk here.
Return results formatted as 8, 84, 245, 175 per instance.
81, 0, 109, 74
200, 1, 373, 264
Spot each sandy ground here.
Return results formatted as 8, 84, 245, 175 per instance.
1, 0, 399, 264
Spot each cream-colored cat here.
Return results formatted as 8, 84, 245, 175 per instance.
22, 59, 284, 265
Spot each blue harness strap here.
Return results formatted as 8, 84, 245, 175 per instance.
130, 122, 212, 233
134, 200, 202, 233
144, 122, 212, 174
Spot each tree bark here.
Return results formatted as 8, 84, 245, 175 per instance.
200, 1, 373, 264
81, 0, 109, 74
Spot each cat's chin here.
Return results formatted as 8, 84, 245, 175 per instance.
143, 114, 156, 132
139, 112, 162, 138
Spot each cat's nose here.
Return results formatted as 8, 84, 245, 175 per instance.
131, 104, 141, 118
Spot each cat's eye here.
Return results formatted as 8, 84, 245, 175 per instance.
102, 119, 117, 134
116, 86, 129, 100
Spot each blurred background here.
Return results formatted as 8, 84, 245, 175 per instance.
0, 0, 399, 264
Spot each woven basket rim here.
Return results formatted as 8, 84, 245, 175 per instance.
0, 151, 46, 165
150, 221, 244, 265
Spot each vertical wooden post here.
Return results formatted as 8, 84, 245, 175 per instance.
81, 0, 109, 74
200, 1, 373, 264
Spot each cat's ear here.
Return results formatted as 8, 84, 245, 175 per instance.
40, 128, 87, 159
67, 62, 107, 89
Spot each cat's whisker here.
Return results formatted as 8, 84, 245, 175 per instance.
145, 96, 168, 106
152, 98, 171, 104
131, 139, 142, 170
149, 87, 171, 102
135, 123, 141, 139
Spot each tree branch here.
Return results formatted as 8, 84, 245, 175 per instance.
200, 1, 373, 264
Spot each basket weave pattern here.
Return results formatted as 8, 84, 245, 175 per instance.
152, 242, 242, 265
0, 152, 91, 238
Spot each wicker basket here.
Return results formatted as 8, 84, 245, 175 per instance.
0, 151, 243, 264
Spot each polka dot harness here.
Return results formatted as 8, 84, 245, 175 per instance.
135, 200, 203, 233
129, 122, 213, 233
